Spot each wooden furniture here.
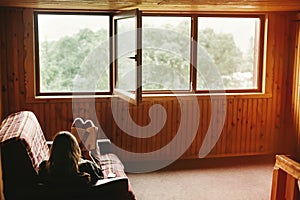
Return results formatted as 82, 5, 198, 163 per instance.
271, 155, 300, 200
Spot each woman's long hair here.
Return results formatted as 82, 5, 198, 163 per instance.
47, 131, 81, 177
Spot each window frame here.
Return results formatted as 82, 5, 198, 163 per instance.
33, 11, 266, 98
194, 14, 265, 94
142, 13, 265, 94
33, 11, 113, 96
113, 9, 142, 105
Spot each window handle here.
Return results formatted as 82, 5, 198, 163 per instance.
128, 54, 137, 61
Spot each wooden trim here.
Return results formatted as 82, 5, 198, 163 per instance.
24, 9, 35, 101
1, 0, 300, 12
271, 155, 300, 200
275, 155, 300, 180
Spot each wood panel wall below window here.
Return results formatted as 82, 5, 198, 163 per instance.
0, 7, 298, 161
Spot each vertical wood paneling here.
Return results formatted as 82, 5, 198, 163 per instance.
0, 9, 3, 121
0, 8, 298, 161
292, 14, 300, 159
251, 98, 257, 152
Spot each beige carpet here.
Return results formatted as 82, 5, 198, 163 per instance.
127, 155, 275, 200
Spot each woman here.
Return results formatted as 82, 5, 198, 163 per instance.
38, 131, 103, 186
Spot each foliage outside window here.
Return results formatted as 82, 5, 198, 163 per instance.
35, 13, 110, 94
197, 17, 261, 91
35, 12, 264, 96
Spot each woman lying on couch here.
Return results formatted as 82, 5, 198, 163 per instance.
38, 131, 104, 186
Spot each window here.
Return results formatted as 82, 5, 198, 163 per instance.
34, 12, 264, 99
113, 9, 142, 104
35, 13, 110, 95
142, 16, 191, 91
197, 16, 262, 92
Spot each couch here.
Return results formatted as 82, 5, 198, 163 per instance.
0, 111, 136, 200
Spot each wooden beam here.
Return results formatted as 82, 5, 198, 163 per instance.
0, 0, 299, 12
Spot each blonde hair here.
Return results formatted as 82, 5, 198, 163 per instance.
47, 131, 81, 176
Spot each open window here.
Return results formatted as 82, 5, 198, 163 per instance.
113, 9, 142, 105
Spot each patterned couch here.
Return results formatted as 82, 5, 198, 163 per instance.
0, 111, 135, 200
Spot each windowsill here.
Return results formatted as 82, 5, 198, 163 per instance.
26, 92, 272, 103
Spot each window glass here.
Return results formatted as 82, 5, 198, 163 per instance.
36, 14, 109, 93
142, 16, 191, 91
115, 17, 136, 91
197, 17, 260, 91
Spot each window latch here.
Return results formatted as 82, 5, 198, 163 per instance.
128, 54, 137, 61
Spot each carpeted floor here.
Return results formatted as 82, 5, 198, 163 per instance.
127, 155, 275, 200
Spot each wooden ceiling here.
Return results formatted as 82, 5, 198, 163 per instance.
0, 0, 299, 12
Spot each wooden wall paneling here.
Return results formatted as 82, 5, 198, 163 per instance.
285, 13, 298, 151
218, 98, 226, 155
137, 103, 142, 153
195, 99, 203, 157
202, 99, 210, 156
292, 14, 300, 158
218, 99, 225, 155
211, 99, 219, 155
188, 100, 194, 156
246, 99, 252, 153
23, 8, 35, 103
50, 103, 57, 136
184, 100, 191, 157
121, 101, 127, 155
168, 100, 174, 157
112, 100, 121, 157
6, 9, 17, 113
175, 100, 181, 158
113, 100, 122, 155
192, 99, 200, 157
224, 99, 232, 154
214, 99, 223, 154
147, 102, 153, 154
251, 98, 258, 153
211, 99, 218, 155
254, 99, 265, 153
275, 13, 288, 153
155, 102, 165, 157
266, 98, 273, 152
97, 102, 105, 138
140, 101, 148, 153
268, 13, 280, 151
61, 102, 68, 131
232, 99, 238, 154
11, 8, 24, 112
214, 99, 227, 154
241, 99, 248, 153
236, 99, 243, 154
0, 9, 5, 121
44, 103, 51, 139
54, 103, 62, 133
16, 9, 25, 110
260, 98, 267, 153
31, 103, 45, 134
178, 100, 185, 157
104, 100, 112, 144
277, 13, 295, 153
192, 100, 199, 156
